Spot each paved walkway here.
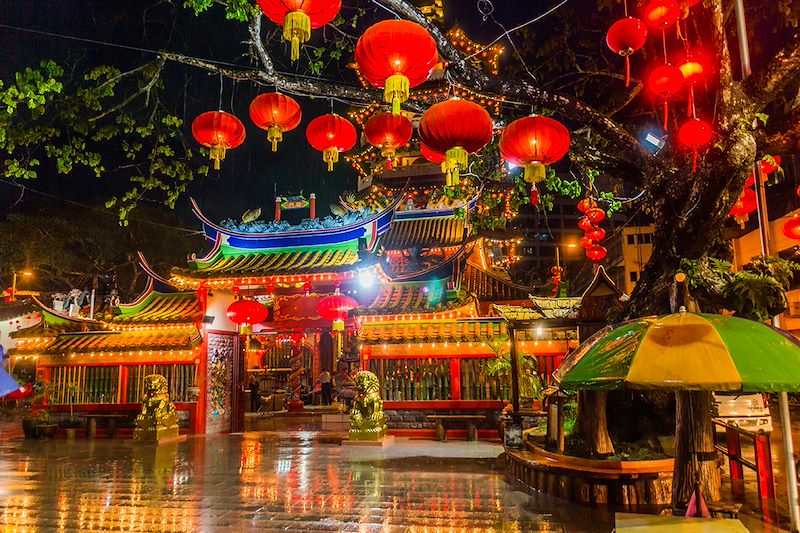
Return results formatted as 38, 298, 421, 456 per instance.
0, 420, 611, 532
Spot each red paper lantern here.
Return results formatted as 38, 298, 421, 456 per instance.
499, 115, 570, 184
578, 198, 597, 213
530, 188, 540, 206
364, 112, 413, 168
586, 244, 608, 263
317, 293, 358, 331
580, 236, 594, 249
729, 188, 757, 217
586, 208, 607, 224
587, 227, 606, 242
256, 0, 342, 61
420, 143, 446, 164
647, 64, 684, 130
606, 17, 648, 87
191, 111, 246, 170
783, 216, 800, 240
677, 118, 713, 172
643, 0, 680, 28
355, 20, 438, 114
745, 156, 783, 187
306, 114, 357, 171
249, 93, 302, 152
578, 216, 594, 232
226, 299, 268, 326
418, 98, 493, 186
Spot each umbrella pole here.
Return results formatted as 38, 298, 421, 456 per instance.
778, 391, 800, 530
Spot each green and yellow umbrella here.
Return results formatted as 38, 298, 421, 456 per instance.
554, 310, 800, 392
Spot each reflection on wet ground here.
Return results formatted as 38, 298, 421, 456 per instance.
0, 415, 790, 532
0, 417, 609, 532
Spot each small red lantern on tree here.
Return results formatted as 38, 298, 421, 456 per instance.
647, 64, 684, 130
355, 20, 438, 115
678, 55, 706, 117
249, 93, 302, 152
587, 227, 606, 242
585, 207, 607, 224
306, 114, 357, 171
729, 188, 757, 226
499, 115, 571, 183
586, 244, 608, 263
418, 98, 494, 186
580, 236, 594, 249
191, 111, 246, 170
606, 17, 648, 87
364, 112, 413, 169
643, 0, 680, 29
256, 0, 342, 62
677, 117, 713, 172
783, 216, 800, 240
578, 216, 594, 232
578, 198, 597, 213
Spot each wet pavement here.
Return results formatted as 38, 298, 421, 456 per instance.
0, 417, 609, 532
0, 414, 792, 532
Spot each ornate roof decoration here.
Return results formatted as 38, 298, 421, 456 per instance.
359, 317, 507, 346
492, 297, 582, 322
381, 217, 467, 250
12, 329, 200, 356
98, 281, 200, 326
356, 282, 476, 318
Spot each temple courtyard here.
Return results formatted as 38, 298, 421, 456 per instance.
0, 416, 791, 532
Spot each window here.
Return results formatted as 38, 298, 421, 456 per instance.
640, 233, 652, 244
627, 235, 635, 245
629, 271, 639, 282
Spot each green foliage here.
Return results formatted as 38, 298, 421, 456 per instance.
484, 354, 544, 400
183, 0, 258, 21
679, 255, 800, 321
1, 60, 208, 222
544, 167, 582, 199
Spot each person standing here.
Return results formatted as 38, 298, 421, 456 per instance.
248, 375, 260, 412
318, 369, 332, 405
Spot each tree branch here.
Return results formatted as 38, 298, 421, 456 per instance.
744, 30, 800, 112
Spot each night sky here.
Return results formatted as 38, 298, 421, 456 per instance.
0, 1, 546, 227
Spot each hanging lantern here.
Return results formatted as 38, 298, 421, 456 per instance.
420, 143, 446, 164
306, 114, 357, 171
355, 20, 438, 115
586, 244, 608, 263
530, 188, 540, 206
256, 0, 342, 62
744, 156, 783, 187
580, 236, 594, 249
677, 117, 713, 172
606, 17, 648, 87
587, 227, 606, 242
418, 98, 493, 186
191, 111, 246, 170
577, 198, 597, 213
643, 0, 680, 28
226, 299, 268, 333
578, 216, 594, 232
249, 93, 302, 152
647, 64, 684, 130
317, 292, 358, 331
729, 188, 757, 217
678, 55, 706, 117
585, 207, 607, 224
499, 115, 571, 183
364, 112, 413, 169
783, 216, 800, 241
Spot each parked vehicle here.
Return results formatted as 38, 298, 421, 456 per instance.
712, 392, 773, 433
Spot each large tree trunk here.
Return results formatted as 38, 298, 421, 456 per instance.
578, 391, 614, 456
672, 391, 721, 509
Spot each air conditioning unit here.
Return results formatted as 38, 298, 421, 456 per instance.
788, 301, 800, 317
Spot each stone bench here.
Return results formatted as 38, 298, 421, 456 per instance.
426, 415, 486, 442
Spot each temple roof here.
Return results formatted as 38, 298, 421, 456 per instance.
356, 281, 474, 317
463, 262, 532, 301
12, 328, 200, 356
493, 297, 582, 322
97, 279, 200, 326
380, 217, 466, 250
171, 246, 365, 289
358, 317, 507, 347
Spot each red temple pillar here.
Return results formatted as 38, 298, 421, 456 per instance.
274, 197, 281, 222
310, 193, 316, 219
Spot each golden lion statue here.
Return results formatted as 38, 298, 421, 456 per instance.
133, 374, 179, 441
349, 370, 387, 441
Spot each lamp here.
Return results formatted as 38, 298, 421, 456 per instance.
10, 270, 33, 302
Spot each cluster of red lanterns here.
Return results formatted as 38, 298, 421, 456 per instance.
577, 198, 608, 263
730, 156, 782, 226
605, 0, 712, 172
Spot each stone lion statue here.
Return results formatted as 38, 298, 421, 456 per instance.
349, 370, 387, 441
133, 374, 179, 441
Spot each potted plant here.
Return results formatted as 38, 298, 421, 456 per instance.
59, 382, 82, 437
20, 380, 56, 439
484, 353, 544, 409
